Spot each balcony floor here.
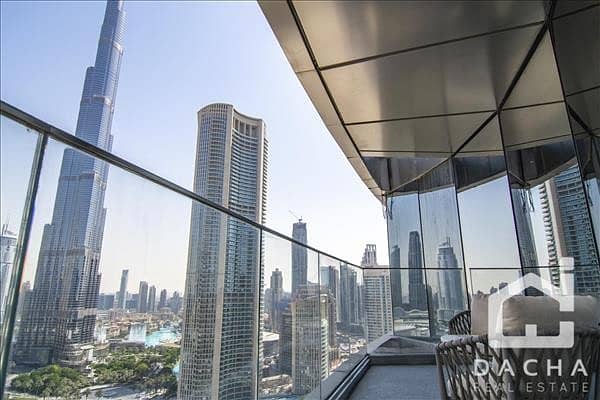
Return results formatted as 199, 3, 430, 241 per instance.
348, 365, 440, 400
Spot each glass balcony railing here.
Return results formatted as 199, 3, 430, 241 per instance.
3, 102, 599, 400
0, 103, 379, 399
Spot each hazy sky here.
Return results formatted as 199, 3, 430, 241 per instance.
0, 1, 388, 293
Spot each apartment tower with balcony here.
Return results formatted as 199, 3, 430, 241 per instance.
178, 103, 268, 400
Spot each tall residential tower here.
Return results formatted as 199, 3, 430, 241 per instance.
540, 166, 600, 294
179, 104, 267, 400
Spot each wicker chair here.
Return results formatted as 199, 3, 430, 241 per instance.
435, 330, 600, 400
448, 310, 471, 335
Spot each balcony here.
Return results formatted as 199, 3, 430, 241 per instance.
2, 1, 600, 400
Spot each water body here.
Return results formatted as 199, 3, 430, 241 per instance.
145, 326, 179, 347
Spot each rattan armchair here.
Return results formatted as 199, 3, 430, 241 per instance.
435, 330, 600, 400
448, 310, 471, 335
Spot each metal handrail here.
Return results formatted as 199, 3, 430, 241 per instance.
0, 100, 362, 270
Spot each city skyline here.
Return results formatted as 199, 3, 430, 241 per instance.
1, 1, 388, 296
3, 1, 598, 399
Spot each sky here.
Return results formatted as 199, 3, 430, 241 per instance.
0, 1, 388, 294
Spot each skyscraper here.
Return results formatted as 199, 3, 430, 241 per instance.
291, 220, 307, 296
389, 244, 402, 310
279, 306, 293, 376
363, 268, 393, 342
340, 264, 359, 328
97, 293, 115, 310
540, 166, 600, 294
158, 289, 167, 309
147, 285, 156, 313
16, 0, 125, 368
319, 265, 339, 304
320, 265, 340, 340
291, 286, 329, 395
269, 269, 283, 333
137, 281, 149, 313
0, 225, 17, 322
116, 269, 129, 309
179, 104, 267, 400
435, 238, 465, 317
512, 190, 539, 269
408, 231, 426, 310
361, 244, 377, 267
168, 291, 182, 314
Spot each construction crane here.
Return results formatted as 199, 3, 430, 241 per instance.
288, 210, 302, 222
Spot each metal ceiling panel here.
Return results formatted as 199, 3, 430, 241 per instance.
293, 0, 545, 67
297, 70, 340, 126
258, 1, 314, 73
567, 88, 600, 133
554, 0, 598, 18
348, 156, 374, 182
460, 116, 504, 155
322, 25, 540, 123
500, 102, 572, 149
361, 151, 451, 158
503, 32, 564, 108
327, 124, 360, 159
552, 6, 600, 96
347, 112, 491, 153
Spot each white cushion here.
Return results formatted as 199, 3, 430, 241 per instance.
471, 293, 488, 335
471, 294, 599, 335
502, 295, 600, 335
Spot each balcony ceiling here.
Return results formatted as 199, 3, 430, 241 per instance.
259, 1, 578, 199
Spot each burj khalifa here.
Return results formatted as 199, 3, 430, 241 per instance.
16, 0, 125, 368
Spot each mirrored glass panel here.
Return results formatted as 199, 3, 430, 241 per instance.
425, 269, 468, 337
419, 161, 464, 269
552, 6, 600, 261
468, 269, 521, 296
260, 231, 320, 399
502, 100, 600, 296
390, 268, 430, 337
456, 175, 521, 268
387, 192, 423, 269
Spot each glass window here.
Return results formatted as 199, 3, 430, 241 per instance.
469, 269, 521, 295
502, 100, 600, 296
419, 160, 464, 269
457, 175, 520, 268
390, 268, 430, 337
387, 191, 423, 269
425, 269, 468, 337
0, 116, 39, 336
7, 137, 265, 399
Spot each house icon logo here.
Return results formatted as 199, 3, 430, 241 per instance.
487, 271, 574, 349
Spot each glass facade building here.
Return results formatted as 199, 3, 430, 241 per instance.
178, 104, 267, 400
